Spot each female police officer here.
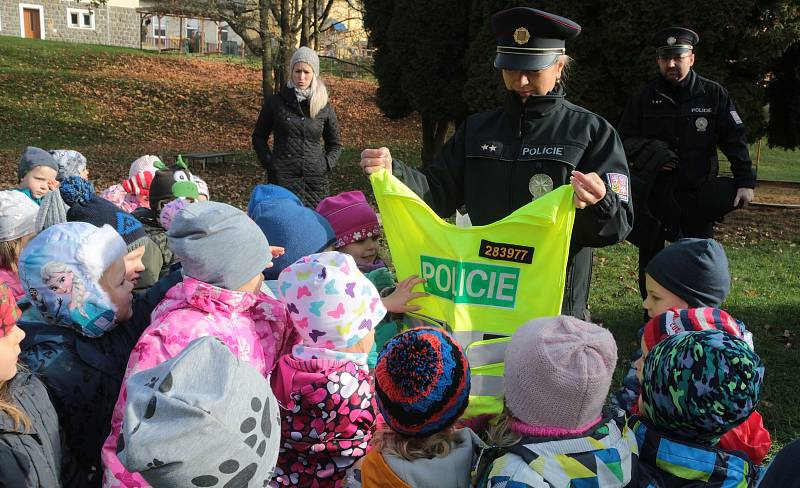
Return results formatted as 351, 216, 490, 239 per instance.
361, 7, 633, 319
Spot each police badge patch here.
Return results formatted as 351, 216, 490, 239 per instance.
695, 117, 708, 132
606, 173, 629, 203
529, 174, 553, 200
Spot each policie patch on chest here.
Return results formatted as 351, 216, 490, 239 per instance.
478, 239, 534, 264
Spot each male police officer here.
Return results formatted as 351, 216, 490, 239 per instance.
361, 7, 633, 319
618, 27, 756, 298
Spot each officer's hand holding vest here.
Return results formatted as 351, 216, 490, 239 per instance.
360, 147, 393, 175
570, 171, 607, 209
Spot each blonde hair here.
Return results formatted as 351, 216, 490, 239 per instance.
40, 262, 88, 311
0, 368, 31, 432
0, 237, 24, 273
484, 408, 522, 448
287, 66, 329, 119
370, 426, 462, 461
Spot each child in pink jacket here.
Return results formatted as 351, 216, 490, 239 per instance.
271, 251, 387, 487
101, 201, 297, 488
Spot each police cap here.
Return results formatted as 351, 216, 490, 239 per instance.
654, 27, 699, 55
491, 7, 581, 71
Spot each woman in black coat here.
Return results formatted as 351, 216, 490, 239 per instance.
252, 46, 343, 208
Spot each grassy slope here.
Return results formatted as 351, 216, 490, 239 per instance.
2, 35, 799, 452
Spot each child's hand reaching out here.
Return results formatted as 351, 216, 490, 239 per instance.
382, 275, 427, 314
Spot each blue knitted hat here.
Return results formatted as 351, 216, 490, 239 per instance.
246, 184, 301, 217
248, 192, 335, 281
61, 176, 149, 253
374, 327, 470, 437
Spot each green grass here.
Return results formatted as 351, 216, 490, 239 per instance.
753, 143, 800, 182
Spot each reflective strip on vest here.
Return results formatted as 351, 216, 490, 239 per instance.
370, 170, 574, 417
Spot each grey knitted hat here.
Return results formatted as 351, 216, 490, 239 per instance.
34, 190, 69, 234
119, 336, 281, 487
290, 46, 320, 76
49, 149, 88, 182
18, 146, 59, 181
167, 201, 271, 290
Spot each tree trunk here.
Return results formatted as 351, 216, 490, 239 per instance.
277, 0, 293, 88
259, 0, 273, 98
420, 115, 451, 167
312, 0, 319, 50
300, 0, 310, 46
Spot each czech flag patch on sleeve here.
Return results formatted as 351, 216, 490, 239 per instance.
606, 172, 630, 203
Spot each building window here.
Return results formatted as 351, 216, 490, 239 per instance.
153, 17, 167, 38
218, 25, 229, 42
186, 19, 198, 39
67, 8, 94, 30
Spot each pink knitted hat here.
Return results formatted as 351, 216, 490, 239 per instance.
504, 316, 617, 436
316, 191, 381, 249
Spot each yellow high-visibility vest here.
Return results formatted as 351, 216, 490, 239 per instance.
370, 170, 575, 417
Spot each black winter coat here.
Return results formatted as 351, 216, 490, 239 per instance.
0, 372, 88, 488
393, 88, 633, 318
18, 270, 182, 482
618, 70, 756, 191
252, 86, 343, 207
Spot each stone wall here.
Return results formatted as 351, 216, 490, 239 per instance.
0, 1, 140, 49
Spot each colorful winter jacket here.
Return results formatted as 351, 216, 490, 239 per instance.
486, 415, 639, 488
101, 277, 296, 488
270, 355, 375, 487
631, 417, 757, 488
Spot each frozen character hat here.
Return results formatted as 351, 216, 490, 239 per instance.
55, 177, 149, 253
147, 158, 199, 216
168, 201, 271, 291
642, 307, 753, 353
19, 222, 127, 337
158, 198, 189, 231
316, 191, 381, 249
374, 327, 470, 437
641, 329, 764, 444
277, 251, 386, 363
646, 238, 730, 308
119, 336, 281, 487
0, 190, 39, 241
0, 283, 21, 337
49, 149, 87, 181
17, 146, 59, 181
505, 316, 618, 435
249, 187, 336, 281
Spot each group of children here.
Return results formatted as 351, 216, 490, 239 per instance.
0, 146, 793, 488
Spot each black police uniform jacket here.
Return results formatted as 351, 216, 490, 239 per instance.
618, 70, 756, 192
393, 87, 634, 318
